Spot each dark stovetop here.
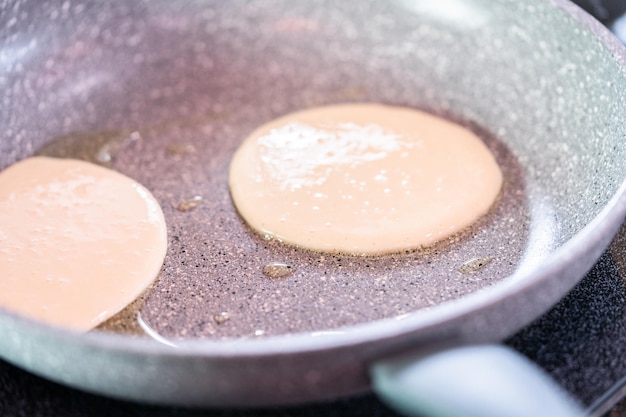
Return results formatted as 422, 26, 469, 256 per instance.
3, 1, 626, 416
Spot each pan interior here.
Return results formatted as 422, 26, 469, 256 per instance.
1, 0, 626, 340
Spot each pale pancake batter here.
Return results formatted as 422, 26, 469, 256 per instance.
0, 157, 167, 331
229, 103, 503, 254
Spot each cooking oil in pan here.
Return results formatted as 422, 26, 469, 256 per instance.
33, 107, 229, 166
1, 104, 529, 339
34, 129, 140, 167
177, 196, 204, 212
459, 257, 494, 274
262, 262, 295, 280
213, 311, 231, 325
166, 143, 197, 156
135, 104, 528, 340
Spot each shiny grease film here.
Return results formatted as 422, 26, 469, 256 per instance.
38, 111, 529, 340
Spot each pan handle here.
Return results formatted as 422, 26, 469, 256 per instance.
370, 344, 586, 417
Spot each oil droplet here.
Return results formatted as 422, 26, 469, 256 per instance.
95, 131, 142, 164
166, 143, 197, 155
213, 312, 230, 325
176, 196, 203, 212
459, 256, 493, 274
262, 262, 295, 279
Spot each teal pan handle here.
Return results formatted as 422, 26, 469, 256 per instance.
371, 344, 586, 417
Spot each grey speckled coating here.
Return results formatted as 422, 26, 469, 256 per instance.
0, 0, 626, 408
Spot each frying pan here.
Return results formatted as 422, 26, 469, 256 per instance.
1, 0, 626, 416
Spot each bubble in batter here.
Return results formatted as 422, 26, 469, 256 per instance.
229, 103, 503, 255
0, 157, 167, 332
